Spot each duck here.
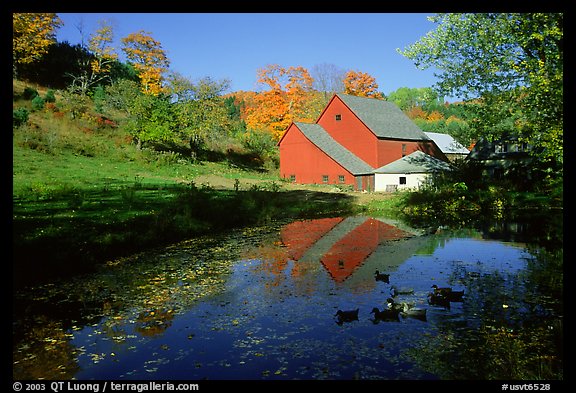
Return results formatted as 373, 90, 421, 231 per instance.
427, 292, 451, 309
335, 308, 359, 325
445, 290, 465, 302
431, 284, 453, 296
401, 306, 427, 321
370, 307, 400, 322
431, 285, 464, 302
374, 270, 390, 283
389, 285, 414, 297
386, 297, 414, 313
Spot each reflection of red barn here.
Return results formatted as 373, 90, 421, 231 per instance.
321, 218, 412, 283
281, 216, 413, 283
280, 217, 343, 260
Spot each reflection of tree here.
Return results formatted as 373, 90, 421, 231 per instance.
407, 246, 563, 379
13, 316, 79, 379
135, 308, 175, 337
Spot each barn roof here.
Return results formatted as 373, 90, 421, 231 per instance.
424, 132, 470, 154
336, 94, 431, 141
293, 122, 374, 175
373, 150, 452, 174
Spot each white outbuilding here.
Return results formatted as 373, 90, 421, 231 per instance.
373, 150, 452, 192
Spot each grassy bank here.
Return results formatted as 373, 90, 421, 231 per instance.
13, 140, 366, 288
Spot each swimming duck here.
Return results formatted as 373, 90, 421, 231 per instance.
374, 270, 390, 283
401, 307, 427, 321
335, 308, 359, 325
370, 307, 400, 322
386, 297, 414, 313
431, 284, 453, 296
427, 292, 451, 309
446, 290, 465, 302
389, 285, 414, 297
431, 285, 464, 302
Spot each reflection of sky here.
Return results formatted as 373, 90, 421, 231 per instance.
388, 238, 531, 303
57, 224, 539, 380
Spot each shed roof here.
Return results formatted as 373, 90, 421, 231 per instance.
336, 94, 431, 141
373, 150, 452, 174
424, 132, 470, 154
294, 122, 374, 175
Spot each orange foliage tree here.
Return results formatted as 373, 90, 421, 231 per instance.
343, 70, 383, 98
12, 13, 62, 74
405, 106, 428, 120
246, 64, 315, 140
121, 30, 170, 96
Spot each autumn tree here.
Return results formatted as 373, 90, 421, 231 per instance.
13, 13, 63, 76
399, 13, 563, 184
68, 19, 119, 95
246, 64, 315, 140
343, 70, 383, 98
121, 30, 170, 96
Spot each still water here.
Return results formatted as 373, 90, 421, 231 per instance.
13, 213, 563, 380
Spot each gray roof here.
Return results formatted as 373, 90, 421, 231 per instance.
373, 150, 452, 174
424, 132, 469, 154
337, 94, 431, 141
294, 122, 374, 175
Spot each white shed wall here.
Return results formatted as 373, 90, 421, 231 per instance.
374, 173, 430, 192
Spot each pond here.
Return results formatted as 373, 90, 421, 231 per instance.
12, 211, 563, 380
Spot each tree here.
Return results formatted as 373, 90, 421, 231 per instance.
68, 20, 119, 95
388, 87, 441, 111
13, 13, 63, 76
125, 93, 176, 149
246, 64, 315, 140
343, 70, 383, 98
167, 73, 235, 158
398, 13, 563, 180
121, 30, 170, 96
88, 20, 118, 80
311, 63, 346, 103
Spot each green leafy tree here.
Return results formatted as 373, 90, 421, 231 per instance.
168, 75, 233, 158
398, 13, 563, 182
125, 93, 177, 149
387, 87, 442, 111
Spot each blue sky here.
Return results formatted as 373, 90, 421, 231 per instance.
56, 13, 451, 100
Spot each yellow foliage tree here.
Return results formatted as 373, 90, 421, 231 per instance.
12, 13, 62, 73
121, 30, 170, 96
426, 110, 445, 121
343, 70, 383, 98
88, 20, 118, 76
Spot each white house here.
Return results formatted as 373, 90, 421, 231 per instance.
424, 132, 469, 162
373, 150, 452, 192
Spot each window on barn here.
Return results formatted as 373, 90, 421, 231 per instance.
338, 175, 345, 183
322, 175, 329, 183
335, 114, 341, 121
289, 174, 296, 182
401, 144, 407, 157
399, 176, 407, 185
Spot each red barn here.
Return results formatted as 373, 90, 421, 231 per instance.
278, 94, 447, 191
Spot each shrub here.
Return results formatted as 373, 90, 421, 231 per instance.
44, 89, 56, 103
13, 107, 29, 127
22, 87, 39, 100
31, 95, 45, 111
